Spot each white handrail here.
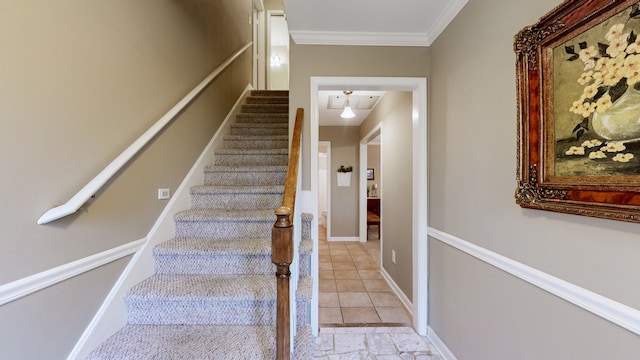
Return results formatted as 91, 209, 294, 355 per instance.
37, 42, 253, 225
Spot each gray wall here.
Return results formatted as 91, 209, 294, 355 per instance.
0, 1, 252, 358
360, 92, 414, 298
429, 0, 640, 358
319, 126, 360, 238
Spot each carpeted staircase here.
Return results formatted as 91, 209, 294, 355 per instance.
87, 90, 313, 360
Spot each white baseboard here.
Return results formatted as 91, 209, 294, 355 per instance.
379, 267, 413, 316
428, 227, 640, 337
427, 326, 458, 360
67, 86, 253, 360
0, 239, 144, 307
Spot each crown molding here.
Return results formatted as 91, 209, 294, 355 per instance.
289, 30, 430, 47
426, 0, 468, 45
288, 0, 468, 47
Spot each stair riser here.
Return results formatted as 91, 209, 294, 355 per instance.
155, 255, 274, 275
191, 193, 283, 210
175, 220, 274, 239
214, 154, 288, 166
223, 138, 288, 149
204, 171, 286, 186
241, 104, 288, 113
126, 301, 276, 325
251, 90, 288, 97
231, 125, 288, 136
236, 114, 288, 123
246, 97, 289, 105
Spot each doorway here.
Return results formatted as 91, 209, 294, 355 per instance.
318, 141, 331, 237
309, 77, 428, 336
267, 11, 289, 90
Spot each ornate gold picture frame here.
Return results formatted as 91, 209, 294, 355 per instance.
515, 0, 640, 222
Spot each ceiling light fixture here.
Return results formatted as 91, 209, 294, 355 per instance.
270, 54, 281, 67
341, 90, 355, 119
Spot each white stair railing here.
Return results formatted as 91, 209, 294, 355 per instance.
37, 42, 252, 225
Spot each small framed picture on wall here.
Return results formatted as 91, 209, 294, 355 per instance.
366, 168, 375, 180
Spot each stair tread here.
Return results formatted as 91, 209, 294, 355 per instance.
191, 185, 284, 194
175, 208, 275, 221
155, 238, 271, 256
224, 134, 288, 140
127, 274, 276, 301
87, 324, 277, 360
204, 165, 288, 172
231, 122, 288, 127
215, 148, 288, 154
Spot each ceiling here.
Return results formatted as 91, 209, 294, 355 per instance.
280, 0, 469, 125
282, 0, 468, 47
318, 91, 386, 126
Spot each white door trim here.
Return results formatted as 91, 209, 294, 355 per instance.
310, 76, 428, 335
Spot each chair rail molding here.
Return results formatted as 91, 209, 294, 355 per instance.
428, 227, 640, 337
37, 42, 253, 225
0, 239, 144, 306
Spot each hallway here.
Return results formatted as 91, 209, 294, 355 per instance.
318, 226, 412, 326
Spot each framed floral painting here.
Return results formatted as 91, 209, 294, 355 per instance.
515, 0, 640, 222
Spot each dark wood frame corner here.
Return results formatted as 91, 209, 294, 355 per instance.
515, 0, 640, 223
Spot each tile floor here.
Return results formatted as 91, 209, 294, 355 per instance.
313, 327, 442, 359
318, 226, 412, 326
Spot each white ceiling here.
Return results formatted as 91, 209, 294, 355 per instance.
319, 91, 386, 126
282, 0, 468, 46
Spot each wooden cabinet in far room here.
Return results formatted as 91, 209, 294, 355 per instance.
367, 198, 380, 216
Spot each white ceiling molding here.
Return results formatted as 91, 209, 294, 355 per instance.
286, 0, 469, 47
425, 0, 469, 45
290, 30, 430, 47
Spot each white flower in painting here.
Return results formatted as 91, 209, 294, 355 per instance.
595, 94, 613, 114
578, 71, 593, 85
579, 46, 598, 62
589, 151, 607, 159
605, 23, 626, 42
613, 153, 634, 162
601, 141, 627, 152
607, 34, 630, 57
565, 146, 585, 156
581, 139, 603, 148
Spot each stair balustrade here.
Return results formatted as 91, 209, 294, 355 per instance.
272, 107, 303, 360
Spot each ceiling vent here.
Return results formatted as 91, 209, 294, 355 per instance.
327, 95, 380, 110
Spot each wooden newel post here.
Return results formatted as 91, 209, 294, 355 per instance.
272, 206, 293, 360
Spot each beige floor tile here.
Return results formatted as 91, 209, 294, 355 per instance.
319, 262, 333, 271
338, 292, 374, 307
319, 292, 340, 307
333, 269, 360, 280
369, 292, 403, 307
332, 261, 356, 270
319, 279, 337, 292
358, 269, 384, 280
354, 260, 379, 270
319, 270, 335, 280
335, 279, 366, 292
376, 307, 412, 324
363, 279, 392, 292
331, 254, 352, 262
319, 255, 332, 263
319, 307, 343, 324
329, 248, 350, 256
351, 254, 373, 262
342, 307, 381, 323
